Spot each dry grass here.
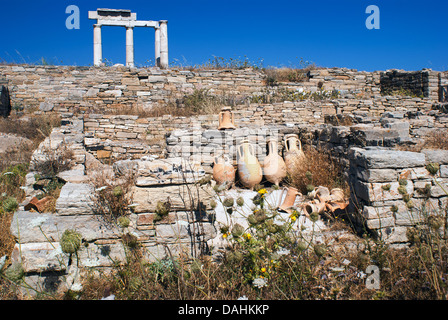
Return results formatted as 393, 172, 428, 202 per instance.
89, 169, 135, 224
0, 114, 61, 172
99, 89, 243, 118
399, 128, 448, 152
285, 144, 348, 196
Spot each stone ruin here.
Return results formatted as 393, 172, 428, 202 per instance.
1, 63, 448, 295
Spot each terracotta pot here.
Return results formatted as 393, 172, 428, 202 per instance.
303, 199, 326, 215
218, 107, 236, 130
278, 186, 301, 213
309, 186, 331, 202
325, 201, 349, 213
263, 138, 287, 186
329, 188, 345, 202
212, 154, 235, 187
24, 196, 51, 213
283, 134, 305, 174
237, 140, 262, 189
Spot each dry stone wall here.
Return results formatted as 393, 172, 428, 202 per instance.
1, 64, 444, 114
348, 147, 448, 246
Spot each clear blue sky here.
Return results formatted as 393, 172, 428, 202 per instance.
1, 0, 446, 71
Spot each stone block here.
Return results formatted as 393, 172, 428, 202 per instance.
356, 168, 398, 183
361, 206, 394, 219
366, 216, 395, 230
55, 183, 95, 215
155, 221, 190, 242
349, 147, 425, 169
354, 180, 413, 203
135, 158, 206, 186
130, 184, 213, 213
422, 149, 448, 165
10, 242, 68, 273
10, 211, 120, 244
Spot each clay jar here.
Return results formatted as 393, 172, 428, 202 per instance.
278, 186, 301, 214
218, 106, 236, 130
212, 154, 235, 187
283, 134, 305, 175
263, 138, 287, 186
237, 140, 262, 190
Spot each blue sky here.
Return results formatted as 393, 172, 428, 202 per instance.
1, 0, 446, 71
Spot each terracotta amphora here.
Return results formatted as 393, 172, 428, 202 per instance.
212, 154, 235, 187
24, 196, 51, 213
218, 107, 236, 130
278, 186, 301, 214
303, 199, 326, 215
237, 140, 262, 189
263, 138, 287, 186
283, 134, 305, 174
329, 188, 345, 202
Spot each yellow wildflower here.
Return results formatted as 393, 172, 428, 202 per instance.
261, 267, 267, 273
258, 188, 268, 195
222, 233, 229, 239
244, 233, 252, 240
290, 215, 297, 222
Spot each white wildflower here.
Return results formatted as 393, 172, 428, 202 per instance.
237, 295, 249, 300
70, 283, 83, 292
95, 186, 107, 192
0, 255, 6, 271
276, 248, 290, 256
252, 277, 267, 289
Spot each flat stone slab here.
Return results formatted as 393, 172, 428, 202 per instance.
10, 211, 121, 243
55, 183, 95, 215
350, 147, 425, 169
135, 158, 206, 186
10, 242, 68, 273
421, 149, 448, 165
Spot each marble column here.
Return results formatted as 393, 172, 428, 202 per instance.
155, 27, 161, 67
159, 20, 168, 69
93, 24, 102, 66
126, 26, 135, 68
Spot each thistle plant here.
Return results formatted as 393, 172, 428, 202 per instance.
60, 229, 82, 254
213, 187, 321, 284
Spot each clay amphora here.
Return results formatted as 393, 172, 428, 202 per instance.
237, 140, 262, 189
329, 188, 345, 202
283, 134, 305, 174
303, 199, 326, 215
263, 138, 287, 186
278, 186, 301, 214
24, 196, 51, 213
213, 154, 235, 187
310, 186, 331, 202
218, 107, 236, 130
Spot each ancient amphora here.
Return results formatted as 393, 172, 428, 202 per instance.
212, 154, 235, 187
283, 134, 305, 174
237, 140, 262, 189
303, 199, 326, 215
329, 188, 345, 202
218, 107, 236, 130
278, 186, 301, 214
263, 138, 287, 186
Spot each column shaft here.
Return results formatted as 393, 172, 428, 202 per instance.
126, 27, 135, 68
93, 24, 102, 66
159, 21, 168, 69
155, 27, 161, 67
